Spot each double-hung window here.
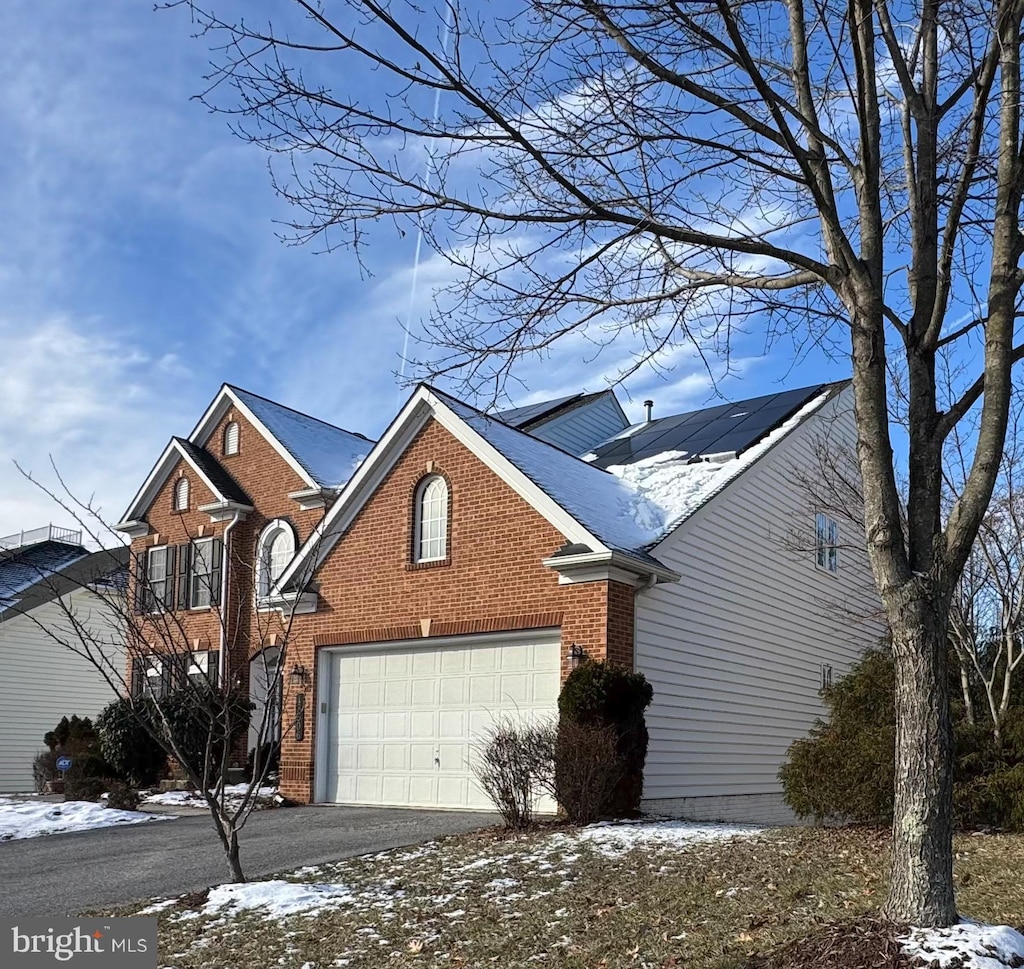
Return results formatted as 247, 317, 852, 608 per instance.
143, 546, 171, 613
187, 538, 221, 609
815, 512, 839, 573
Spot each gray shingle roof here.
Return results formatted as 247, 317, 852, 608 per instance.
174, 438, 252, 506
230, 386, 375, 489
0, 540, 89, 611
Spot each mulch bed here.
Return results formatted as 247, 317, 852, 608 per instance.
742, 917, 921, 969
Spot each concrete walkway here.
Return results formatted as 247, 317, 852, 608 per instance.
0, 805, 493, 918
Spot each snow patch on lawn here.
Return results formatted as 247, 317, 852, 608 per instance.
0, 796, 172, 842
577, 819, 763, 857
901, 921, 1024, 969
204, 880, 362, 918
203, 879, 401, 919
142, 784, 277, 809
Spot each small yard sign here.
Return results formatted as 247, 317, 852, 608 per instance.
56, 756, 73, 773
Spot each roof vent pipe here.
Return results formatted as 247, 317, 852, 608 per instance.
643, 400, 654, 422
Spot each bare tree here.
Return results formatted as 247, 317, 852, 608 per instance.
172, 0, 1024, 924
14, 467, 319, 883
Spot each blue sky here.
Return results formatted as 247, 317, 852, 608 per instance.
0, 0, 850, 541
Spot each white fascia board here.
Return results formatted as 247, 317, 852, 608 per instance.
275, 385, 611, 595
114, 519, 150, 538
120, 439, 237, 525
288, 487, 334, 511
541, 550, 680, 585
189, 385, 318, 490
272, 389, 436, 594
426, 391, 606, 551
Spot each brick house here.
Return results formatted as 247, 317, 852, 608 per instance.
117, 379, 882, 823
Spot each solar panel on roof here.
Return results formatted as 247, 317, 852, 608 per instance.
588, 383, 830, 468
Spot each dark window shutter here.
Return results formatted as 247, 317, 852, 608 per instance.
132, 552, 146, 615
210, 539, 223, 606
164, 545, 177, 612
131, 659, 144, 697
177, 543, 192, 610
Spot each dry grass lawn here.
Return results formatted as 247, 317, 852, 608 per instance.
102, 824, 1024, 969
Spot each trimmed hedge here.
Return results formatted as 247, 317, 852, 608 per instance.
96, 698, 167, 788
557, 660, 653, 818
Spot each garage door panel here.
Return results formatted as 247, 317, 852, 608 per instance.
321, 633, 559, 810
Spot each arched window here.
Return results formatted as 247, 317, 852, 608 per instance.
256, 520, 297, 598
223, 421, 240, 456
174, 477, 190, 511
414, 474, 449, 562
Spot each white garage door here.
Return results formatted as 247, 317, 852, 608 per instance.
317, 631, 560, 809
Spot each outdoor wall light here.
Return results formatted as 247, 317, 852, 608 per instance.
569, 643, 587, 669
289, 663, 309, 689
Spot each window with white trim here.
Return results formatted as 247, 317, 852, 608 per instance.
223, 421, 240, 456
188, 650, 219, 687
256, 520, 297, 599
143, 546, 170, 613
138, 657, 169, 699
174, 476, 190, 511
815, 512, 839, 573
414, 474, 449, 562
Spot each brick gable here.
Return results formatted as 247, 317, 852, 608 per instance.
278, 417, 636, 801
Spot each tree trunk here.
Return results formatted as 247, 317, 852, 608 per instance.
208, 810, 246, 883
884, 596, 957, 926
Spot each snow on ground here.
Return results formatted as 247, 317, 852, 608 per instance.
203, 880, 395, 919
576, 819, 764, 858
901, 921, 1024, 969
142, 784, 277, 809
0, 796, 173, 842
168, 820, 762, 926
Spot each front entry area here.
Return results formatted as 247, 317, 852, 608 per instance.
316, 630, 560, 809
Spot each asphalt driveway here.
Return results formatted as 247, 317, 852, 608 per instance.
0, 805, 494, 918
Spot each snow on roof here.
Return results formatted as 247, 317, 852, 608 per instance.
0, 541, 88, 611
230, 387, 375, 489
439, 385, 835, 554
435, 391, 664, 554
607, 390, 835, 545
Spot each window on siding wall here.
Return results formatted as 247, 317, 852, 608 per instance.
174, 476, 190, 511
414, 475, 448, 562
256, 521, 296, 598
815, 512, 839, 573
223, 421, 240, 456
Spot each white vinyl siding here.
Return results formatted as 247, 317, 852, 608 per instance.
0, 588, 124, 793
634, 387, 884, 822
528, 392, 629, 456
317, 632, 560, 809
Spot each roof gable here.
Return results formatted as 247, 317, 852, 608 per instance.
117, 438, 252, 527
190, 385, 374, 490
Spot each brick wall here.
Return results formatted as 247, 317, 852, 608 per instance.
277, 417, 636, 802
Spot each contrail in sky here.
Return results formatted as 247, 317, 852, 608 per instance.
399, 9, 453, 404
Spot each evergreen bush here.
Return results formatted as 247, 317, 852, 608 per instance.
556, 660, 653, 817
96, 698, 167, 788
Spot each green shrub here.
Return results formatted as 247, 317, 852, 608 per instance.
779, 651, 1024, 830
105, 780, 141, 811
64, 776, 109, 802
557, 660, 653, 817
155, 685, 251, 771
96, 698, 167, 787
43, 715, 98, 754
779, 650, 895, 824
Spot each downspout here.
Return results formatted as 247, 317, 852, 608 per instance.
219, 510, 243, 686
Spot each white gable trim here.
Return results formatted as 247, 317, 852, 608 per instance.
274, 386, 612, 595
116, 439, 247, 530
189, 385, 318, 490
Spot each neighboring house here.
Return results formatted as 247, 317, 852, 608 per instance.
0, 527, 127, 793
116, 379, 882, 822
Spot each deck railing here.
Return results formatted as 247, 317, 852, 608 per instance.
0, 524, 83, 551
